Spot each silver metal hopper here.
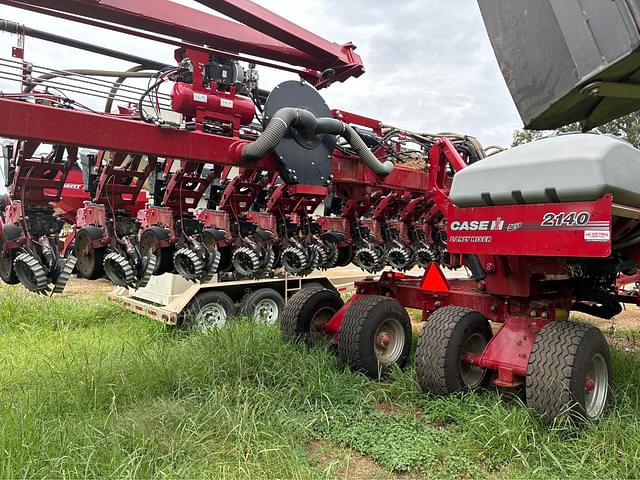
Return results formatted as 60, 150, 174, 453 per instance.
478, 0, 640, 130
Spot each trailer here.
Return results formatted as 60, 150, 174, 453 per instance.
108, 268, 367, 329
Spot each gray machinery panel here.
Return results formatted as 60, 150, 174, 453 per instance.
450, 134, 640, 208
478, 0, 640, 130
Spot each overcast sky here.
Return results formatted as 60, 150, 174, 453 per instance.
0, 0, 523, 147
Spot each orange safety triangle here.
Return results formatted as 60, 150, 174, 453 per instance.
419, 263, 450, 292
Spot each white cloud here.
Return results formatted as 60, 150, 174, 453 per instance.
0, 0, 523, 146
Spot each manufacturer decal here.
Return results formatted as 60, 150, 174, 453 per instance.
449, 218, 504, 231
541, 211, 590, 227
449, 235, 492, 243
584, 230, 610, 242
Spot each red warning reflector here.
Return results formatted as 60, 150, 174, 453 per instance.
420, 263, 450, 292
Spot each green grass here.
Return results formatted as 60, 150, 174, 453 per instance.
1, 287, 640, 479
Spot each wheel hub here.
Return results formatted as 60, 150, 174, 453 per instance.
460, 333, 488, 388
584, 352, 608, 419
309, 306, 336, 345
195, 303, 227, 330
374, 318, 405, 365
254, 298, 279, 323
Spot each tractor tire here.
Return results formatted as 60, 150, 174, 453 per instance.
182, 290, 236, 330
140, 226, 175, 275
526, 321, 611, 423
338, 295, 412, 378
239, 288, 284, 324
416, 306, 492, 395
0, 224, 21, 285
75, 226, 106, 280
280, 287, 344, 345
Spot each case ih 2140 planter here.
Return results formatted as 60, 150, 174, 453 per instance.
1, 0, 640, 421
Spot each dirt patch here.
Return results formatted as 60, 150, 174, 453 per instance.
307, 440, 416, 479
577, 306, 640, 332
60, 277, 114, 298
414, 410, 450, 430
374, 402, 404, 416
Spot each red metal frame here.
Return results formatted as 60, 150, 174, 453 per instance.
1, 0, 364, 86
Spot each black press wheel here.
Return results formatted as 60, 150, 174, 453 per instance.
338, 295, 412, 378
140, 226, 175, 275
239, 288, 284, 324
0, 224, 21, 285
526, 321, 612, 423
416, 306, 492, 395
183, 290, 236, 330
75, 226, 106, 279
336, 244, 353, 267
280, 287, 344, 345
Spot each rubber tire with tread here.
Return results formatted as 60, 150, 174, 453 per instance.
75, 226, 106, 280
0, 224, 21, 285
416, 306, 492, 395
526, 320, 612, 422
183, 290, 236, 329
140, 226, 175, 275
338, 295, 412, 378
239, 288, 284, 324
280, 287, 344, 344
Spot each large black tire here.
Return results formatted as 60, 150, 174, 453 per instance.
526, 321, 612, 422
239, 288, 284, 324
183, 290, 236, 330
416, 306, 492, 395
140, 226, 175, 275
338, 295, 412, 378
0, 224, 21, 285
280, 287, 344, 345
75, 226, 106, 280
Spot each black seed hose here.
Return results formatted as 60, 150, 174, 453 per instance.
241, 107, 393, 176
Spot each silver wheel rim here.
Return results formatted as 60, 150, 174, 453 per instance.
584, 353, 608, 420
253, 298, 279, 324
309, 306, 336, 345
374, 318, 405, 365
195, 303, 227, 330
460, 333, 488, 388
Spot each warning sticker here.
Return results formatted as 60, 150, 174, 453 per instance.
584, 230, 610, 242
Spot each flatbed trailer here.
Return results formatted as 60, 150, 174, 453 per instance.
108, 269, 367, 328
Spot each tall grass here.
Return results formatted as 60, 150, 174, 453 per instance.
0, 286, 639, 478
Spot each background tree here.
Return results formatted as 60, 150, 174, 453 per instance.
512, 111, 640, 148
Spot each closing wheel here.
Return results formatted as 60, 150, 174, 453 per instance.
0, 224, 22, 284
183, 290, 236, 330
280, 287, 344, 345
75, 226, 106, 279
416, 306, 492, 395
338, 295, 412, 377
335, 244, 353, 267
140, 226, 175, 275
240, 288, 284, 324
526, 321, 611, 422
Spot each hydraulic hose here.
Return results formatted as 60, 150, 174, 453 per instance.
242, 107, 393, 176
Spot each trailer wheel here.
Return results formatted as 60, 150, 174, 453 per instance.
0, 224, 21, 285
75, 226, 106, 279
140, 227, 174, 275
416, 306, 492, 395
526, 321, 611, 422
338, 295, 411, 377
240, 288, 284, 324
183, 290, 236, 330
280, 287, 344, 345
